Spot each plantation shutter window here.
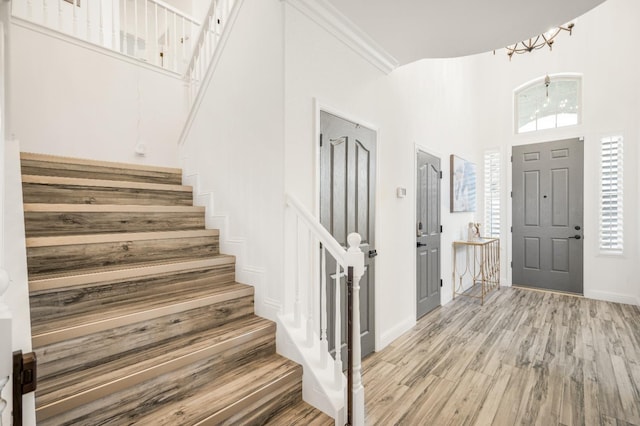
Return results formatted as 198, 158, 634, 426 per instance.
599, 136, 624, 254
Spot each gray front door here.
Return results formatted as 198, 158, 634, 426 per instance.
320, 110, 376, 360
512, 138, 584, 294
416, 150, 441, 318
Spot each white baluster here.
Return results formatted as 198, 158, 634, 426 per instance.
58, 0, 63, 32
306, 231, 315, 348
0, 376, 8, 426
204, 15, 210, 63
144, 0, 148, 62
99, 0, 104, 45
154, 3, 158, 66
86, 0, 91, 42
72, 0, 78, 36
43, 0, 48, 25
111, 0, 116, 49
346, 233, 365, 426
0, 270, 12, 426
181, 16, 185, 73
122, 0, 128, 54
172, 12, 177, 71
163, 7, 168, 67
334, 262, 342, 389
320, 246, 328, 368
133, 0, 138, 57
293, 217, 301, 327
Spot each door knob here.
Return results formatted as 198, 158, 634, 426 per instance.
417, 242, 427, 247
569, 235, 582, 240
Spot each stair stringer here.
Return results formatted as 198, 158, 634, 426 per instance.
181, 165, 281, 321
276, 313, 345, 426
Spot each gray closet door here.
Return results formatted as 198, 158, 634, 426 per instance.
416, 150, 441, 318
512, 138, 584, 294
320, 110, 376, 360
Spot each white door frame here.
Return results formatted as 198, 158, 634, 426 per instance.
313, 98, 382, 350
413, 143, 444, 317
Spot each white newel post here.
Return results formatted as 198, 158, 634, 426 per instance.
0, 270, 11, 426
346, 233, 365, 426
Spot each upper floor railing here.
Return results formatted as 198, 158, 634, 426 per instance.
183, 0, 232, 99
12, 0, 201, 74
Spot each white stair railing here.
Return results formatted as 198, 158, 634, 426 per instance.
282, 194, 365, 426
183, 0, 233, 101
11, 0, 200, 74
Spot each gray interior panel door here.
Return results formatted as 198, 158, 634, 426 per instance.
416, 150, 441, 318
512, 138, 584, 294
320, 111, 376, 360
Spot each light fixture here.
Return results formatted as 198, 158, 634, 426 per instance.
496, 23, 575, 60
544, 74, 551, 99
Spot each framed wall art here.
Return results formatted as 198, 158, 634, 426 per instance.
450, 155, 476, 212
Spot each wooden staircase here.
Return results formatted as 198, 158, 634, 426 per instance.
20, 152, 332, 425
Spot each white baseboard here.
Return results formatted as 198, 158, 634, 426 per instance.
584, 290, 640, 306
378, 316, 415, 350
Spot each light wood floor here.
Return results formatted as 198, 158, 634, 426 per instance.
362, 287, 640, 425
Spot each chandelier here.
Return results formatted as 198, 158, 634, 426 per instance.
498, 23, 575, 60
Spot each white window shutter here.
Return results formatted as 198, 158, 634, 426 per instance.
599, 136, 624, 254
484, 151, 500, 238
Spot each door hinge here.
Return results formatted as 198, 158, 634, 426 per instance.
439, 171, 443, 179
510, 155, 513, 162
510, 261, 513, 268
440, 279, 443, 288
319, 242, 323, 249
319, 133, 323, 147
440, 225, 443, 233
510, 226, 513, 233
510, 191, 513, 198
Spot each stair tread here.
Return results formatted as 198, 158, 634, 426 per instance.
36, 315, 274, 409
22, 174, 191, 192
133, 353, 301, 426
26, 229, 219, 247
263, 400, 334, 425
28, 256, 233, 282
30, 256, 236, 293
21, 152, 182, 175
31, 280, 251, 336
24, 203, 205, 212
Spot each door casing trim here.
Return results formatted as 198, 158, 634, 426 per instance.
314, 98, 381, 351
414, 144, 443, 319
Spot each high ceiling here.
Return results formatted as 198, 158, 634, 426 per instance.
325, 0, 607, 64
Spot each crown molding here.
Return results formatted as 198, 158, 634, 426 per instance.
283, 0, 398, 74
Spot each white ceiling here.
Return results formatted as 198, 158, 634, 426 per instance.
324, 0, 607, 64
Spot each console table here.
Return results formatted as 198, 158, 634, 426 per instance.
452, 238, 500, 305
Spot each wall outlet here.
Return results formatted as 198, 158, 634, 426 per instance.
396, 187, 407, 198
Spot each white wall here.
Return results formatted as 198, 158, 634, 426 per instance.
10, 22, 185, 167
3, 138, 35, 426
284, 4, 484, 349
180, 0, 285, 319
468, 0, 640, 305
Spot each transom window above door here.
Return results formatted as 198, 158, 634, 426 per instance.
515, 75, 581, 134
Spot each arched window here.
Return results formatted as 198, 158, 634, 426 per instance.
515, 75, 581, 133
